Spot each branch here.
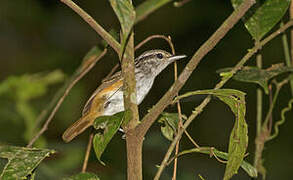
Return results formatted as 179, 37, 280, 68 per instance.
60, 0, 174, 54
27, 49, 107, 147
60, 0, 121, 54
136, 0, 256, 139
154, 19, 293, 180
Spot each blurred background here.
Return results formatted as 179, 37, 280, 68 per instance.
0, 0, 293, 179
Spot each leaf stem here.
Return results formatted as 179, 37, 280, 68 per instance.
154, 16, 293, 180
262, 79, 289, 128
256, 53, 263, 137
281, 21, 293, 96
254, 41, 263, 171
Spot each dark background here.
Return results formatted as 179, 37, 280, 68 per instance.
0, 0, 293, 179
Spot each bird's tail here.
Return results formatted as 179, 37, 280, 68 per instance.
62, 115, 93, 143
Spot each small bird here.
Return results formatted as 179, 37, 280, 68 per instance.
62, 49, 186, 142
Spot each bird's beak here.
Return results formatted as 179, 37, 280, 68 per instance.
168, 54, 187, 62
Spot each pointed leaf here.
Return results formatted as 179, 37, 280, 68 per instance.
109, 0, 135, 53
158, 113, 183, 141
177, 147, 257, 178
0, 146, 55, 180
63, 172, 100, 180
93, 111, 126, 165
218, 64, 293, 94
176, 89, 248, 180
231, 0, 290, 40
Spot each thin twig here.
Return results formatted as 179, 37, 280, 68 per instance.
268, 85, 273, 133
138, 0, 257, 142
105, 34, 176, 80
262, 79, 289, 127
135, 35, 174, 52
82, 132, 94, 172
106, 64, 120, 79
290, 1, 293, 64
254, 44, 263, 169
60, 0, 120, 54
133, 1, 260, 177
154, 15, 293, 180
27, 49, 107, 148
169, 36, 181, 180
184, 130, 200, 148
281, 21, 293, 96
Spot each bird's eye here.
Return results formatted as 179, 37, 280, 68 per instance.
156, 53, 163, 59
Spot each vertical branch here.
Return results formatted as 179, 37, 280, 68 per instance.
82, 132, 94, 172
256, 53, 263, 137
284, 5, 293, 97
171, 39, 182, 180
122, 33, 142, 180
254, 41, 263, 172
290, 1, 293, 63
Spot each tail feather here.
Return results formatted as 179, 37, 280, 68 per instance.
62, 115, 92, 142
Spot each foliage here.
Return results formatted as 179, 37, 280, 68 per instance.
218, 64, 293, 94
231, 0, 290, 41
0, 70, 65, 146
1, 0, 293, 180
0, 145, 55, 180
93, 111, 128, 165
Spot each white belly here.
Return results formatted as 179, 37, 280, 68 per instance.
103, 77, 154, 116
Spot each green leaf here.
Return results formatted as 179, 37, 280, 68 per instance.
218, 64, 293, 94
35, 46, 104, 132
93, 111, 126, 165
63, 172, 100, 180
0, 70, 65, 101
176, 89, 248, 180
231, 0, 290, 40
109, 0, 135, 53
0, 70, 65, 146
158, 113, 182, 141
135, 0, 172, 23
176, 147, 257, 178
0, 145, 55, 180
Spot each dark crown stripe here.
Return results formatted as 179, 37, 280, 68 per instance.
135, 54, 156, 65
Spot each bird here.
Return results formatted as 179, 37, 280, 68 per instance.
62, 49, 186, 142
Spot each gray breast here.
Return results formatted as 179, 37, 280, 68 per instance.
102, 75, 155, 116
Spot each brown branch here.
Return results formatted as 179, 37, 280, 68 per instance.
137, 0, 256, 139
154, 18, 293, 180
122, 30, 141, 179
27, 49, 107, 148
151, 0, 257, 178
289, 1, 293, 63
60, 0, 120, 54
82, 132, 94, 172
170, 37, 180, 180
135, 35, 174, 51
